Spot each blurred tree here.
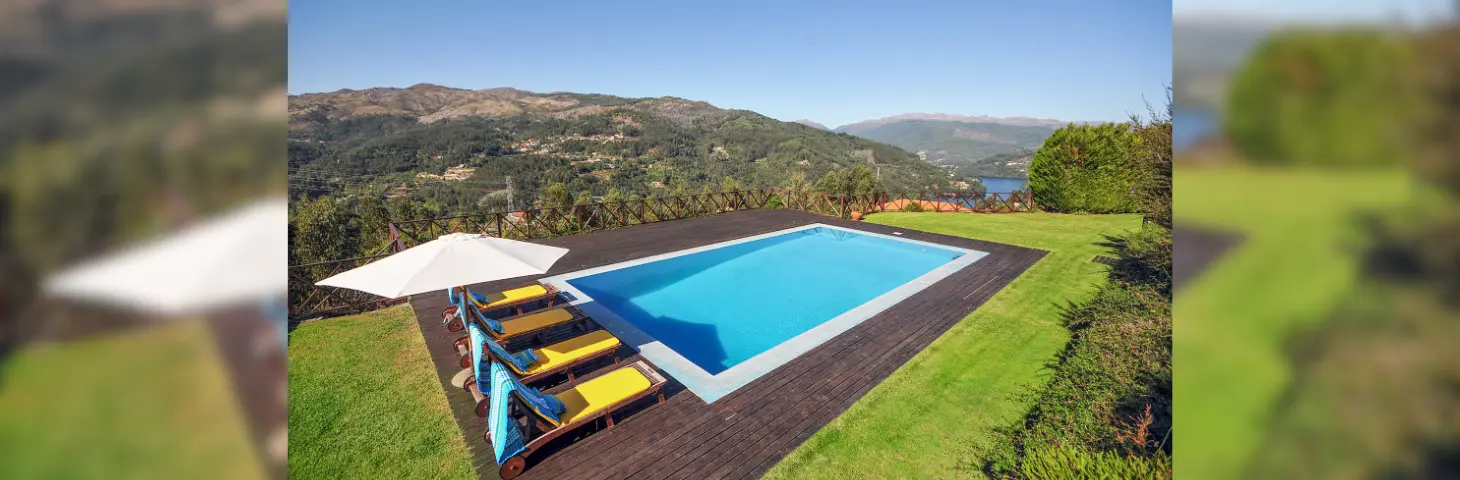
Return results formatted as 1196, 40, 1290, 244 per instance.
602, 188, 624, 205
814, 169, 846, 196
540, 183, 571, 209
1225, 28, 1412, 166
783, 170, 809, 209
1242, 26, 1460, 478
291, 197, 360, 266
1131, 90, 1174, 229
968, 181, 989, 197
815, 164, 884, 196
355, 196, 391, 255
849, 165, 884, 195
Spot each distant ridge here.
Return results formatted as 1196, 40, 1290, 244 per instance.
834, 113, 1094, 135
793, 119, 829, 130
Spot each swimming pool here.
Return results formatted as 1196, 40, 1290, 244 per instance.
540, 223, 986, 403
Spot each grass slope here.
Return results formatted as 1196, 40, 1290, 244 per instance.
1173, 165, 1413, 479
0, 321, 264, 480
287, 304, 474, 480
765, 212, 1142, 479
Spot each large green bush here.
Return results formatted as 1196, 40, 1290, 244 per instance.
1225, 28, 1411, 166
1028, 123, 1140, 213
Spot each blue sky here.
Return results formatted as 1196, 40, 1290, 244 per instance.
289, 0, 1171, 127
1175, 0, 1453, 23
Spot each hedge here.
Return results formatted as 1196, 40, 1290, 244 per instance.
1028, 123, 1140, 213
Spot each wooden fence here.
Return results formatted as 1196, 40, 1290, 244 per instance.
388, 190, 774, 249
288, 189, 1033, 320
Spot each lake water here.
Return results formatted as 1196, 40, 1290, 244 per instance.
1174, 107, 1217, 151
976, 177, 1028, 194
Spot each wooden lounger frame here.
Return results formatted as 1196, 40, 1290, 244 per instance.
452, 309, 593, 368
441, 284, 561, 332
492, 361, 668, 480
451, 338, 624, 417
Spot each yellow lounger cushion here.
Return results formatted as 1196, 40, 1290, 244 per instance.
493, 308, 576, 338
515, 331, 621, 376
472, 284, 550, 310
552, 367, 653, 426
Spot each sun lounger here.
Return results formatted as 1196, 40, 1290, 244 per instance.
442, 284, 560, 331
485, 360, 666, 479
452, 301, 589, 367
450, 323, 623, 417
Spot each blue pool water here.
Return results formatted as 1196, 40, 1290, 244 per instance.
564, 226, 967, 375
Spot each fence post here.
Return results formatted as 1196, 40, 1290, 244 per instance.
387, 222, 403, 253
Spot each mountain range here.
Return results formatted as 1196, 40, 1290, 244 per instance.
288, 84, 951, 213
835, 119, 1057, 173
289, 83, 1092, 206
833, 113, 1086, 134
793, 119, 829, 130
797, 113, 1091, 176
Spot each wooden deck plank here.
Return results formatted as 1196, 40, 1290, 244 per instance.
404, 209, 1045, 479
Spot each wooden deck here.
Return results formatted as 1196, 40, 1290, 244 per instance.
1173, 225, 1243, 294
408, 209, 1046, 479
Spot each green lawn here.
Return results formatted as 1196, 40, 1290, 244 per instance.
765, 212, 1142, 479
1174, 165, 1414, 480
0, 321, 264, 480
283, 212, 1140, 479
287, 305, 474, 480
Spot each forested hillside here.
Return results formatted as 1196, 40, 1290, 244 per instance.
2, 1, 285, 276
954, 150, 1036, 178
288, 85, 950, 214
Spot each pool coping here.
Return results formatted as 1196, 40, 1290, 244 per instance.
538, 222, 987, 403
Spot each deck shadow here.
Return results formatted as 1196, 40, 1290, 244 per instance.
1174, 225, 1244, 295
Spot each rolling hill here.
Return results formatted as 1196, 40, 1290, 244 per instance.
954, 150, 1036, 178
288, 84, 950, 213
835, 118, 1058, 172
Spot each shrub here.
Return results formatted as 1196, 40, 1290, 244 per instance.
1021, 446, 1171, 480
1225, 28, 1411, 166
901, 201, 924, 212
1128, 95, 1172, 229
1027, 123, 1140, 213
814, 164, 883, 196
763, 194, 783, 210
983, 225, 1172, 478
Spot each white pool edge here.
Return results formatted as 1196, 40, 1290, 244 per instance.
539, 223, 987, 404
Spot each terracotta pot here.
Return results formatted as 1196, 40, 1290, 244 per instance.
850, 211, 863, 221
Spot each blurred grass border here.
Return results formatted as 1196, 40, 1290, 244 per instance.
0, 320, 264, 479
1175, 164, 1414, 479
